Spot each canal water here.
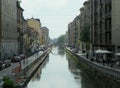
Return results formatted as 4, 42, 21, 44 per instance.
26, 46, 98, 88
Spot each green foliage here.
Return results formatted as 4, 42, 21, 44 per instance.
80, 25, 90, 43
3, 76, 14, 88
57, 34, 65, 45
3, 76, 10, 81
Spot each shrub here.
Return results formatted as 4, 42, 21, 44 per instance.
3, 76, 14, 88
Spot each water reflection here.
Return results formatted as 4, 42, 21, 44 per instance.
29, 56, 49, 81
50, 46, 65, 57
58, 46, 65, 56
66, 54, 98, 88
26, 47, 98, 88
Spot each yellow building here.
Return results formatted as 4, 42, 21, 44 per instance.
41, 27, 49, 45
27, 18, 41, 46
23, 24, 39, 54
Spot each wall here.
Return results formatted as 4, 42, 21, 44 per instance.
65, 48, 120, 88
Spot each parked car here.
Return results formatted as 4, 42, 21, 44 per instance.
72, 49, 78, 53
11, 56, 21, 63
39, 47, 44, 51
0, 61, 6, 70
35, 48, 39, 52
20, 54, 26, 60
4, 60, 11, 67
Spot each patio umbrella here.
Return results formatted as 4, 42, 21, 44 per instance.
115, 53, 120, 56
95, 49, 112, 54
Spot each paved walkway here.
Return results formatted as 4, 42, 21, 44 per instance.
67, 47, 120, 71
78, 52, 120, 70
0, 51, 44, 77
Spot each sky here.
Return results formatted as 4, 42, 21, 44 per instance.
21, 0, 86, 39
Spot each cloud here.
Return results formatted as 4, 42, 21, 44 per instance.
21, 0, 68, 9
44, 0, 68, 7
21, 0, 69, 18
21, 0, 86, 38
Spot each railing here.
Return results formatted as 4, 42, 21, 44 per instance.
66, 48, 120, 82
78, 55, 120, 82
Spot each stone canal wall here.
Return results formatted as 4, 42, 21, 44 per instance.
15, 49, 51, 88
65, 48, 120, 88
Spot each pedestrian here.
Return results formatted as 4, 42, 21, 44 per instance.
86, 53, 88, 59
110, 59, 114, 67
103, 55, 106, 66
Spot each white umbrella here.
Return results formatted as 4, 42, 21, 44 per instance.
95, 49, 112, 54
115, 53, 120, 56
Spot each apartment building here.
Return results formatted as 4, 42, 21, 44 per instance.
112, 0, 120, 52
27, 18, 41, 47
90, 0, 113, 51
17, 1, 24, 54
0, 0, 18, 59
79, 1, 90, 50
90, 0, 120, 52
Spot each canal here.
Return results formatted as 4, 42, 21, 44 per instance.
26, 46, 98, 88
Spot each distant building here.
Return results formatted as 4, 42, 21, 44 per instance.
41, 27, 49, 45
68, 22, 75, 47
73, 16, 80, 48
65, 31, 68, 46
0, 0, 18, 59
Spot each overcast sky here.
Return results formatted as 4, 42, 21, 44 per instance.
21, 0, 86, 39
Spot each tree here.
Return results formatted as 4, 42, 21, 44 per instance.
57, 34, 65, 45
80, 25, 90, 43
80, 25, 90, 50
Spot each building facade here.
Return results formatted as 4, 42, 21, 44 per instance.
73, 16, 80, 48
67, 0, 120, 54
0, 0, 18, 59
79, 1, 90, 51
68, 22, 75, 47
83, 1, 90, 26
65, 31, 68, 46
90, 0, 112, 51
41, 27, 49, 45
112, 0, 120, 52
23, 25, 39, 54
17, 1, 24, 54
90, 0, 120, 52
27, 18, 41, 49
